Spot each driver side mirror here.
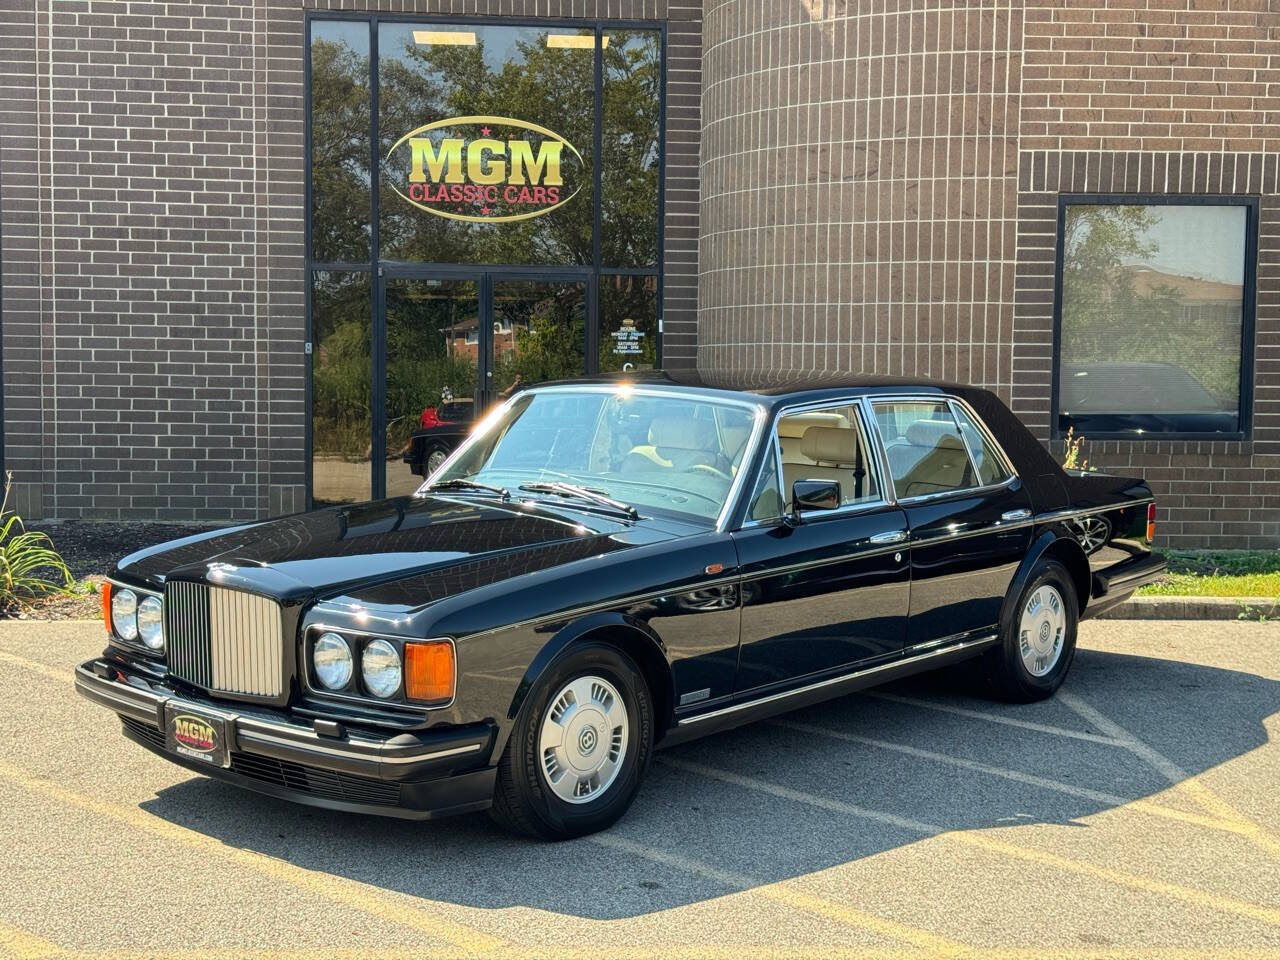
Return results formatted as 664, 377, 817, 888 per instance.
786, 479, 841, 526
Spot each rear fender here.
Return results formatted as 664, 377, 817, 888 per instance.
998, 528, 1091, 637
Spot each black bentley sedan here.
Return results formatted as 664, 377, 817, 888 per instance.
77, 373, 1165, 840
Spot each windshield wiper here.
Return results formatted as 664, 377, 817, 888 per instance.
428, 478, 510, 500
518, 482, 639, 520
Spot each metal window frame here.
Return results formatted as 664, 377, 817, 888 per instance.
1050, 192, 1259, 442
303, 12, 667, 509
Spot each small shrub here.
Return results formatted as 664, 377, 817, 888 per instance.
0, 473, 74, 611
1062, 426, 1089, 471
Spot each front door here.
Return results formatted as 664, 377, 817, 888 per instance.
380, 271, 589, 498
730, 402, 911, 693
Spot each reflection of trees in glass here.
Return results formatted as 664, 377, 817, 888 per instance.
310, 27, 371, 263
385, 281, 479, 457
599, 275, 658, 372
494, 284, 586, 389
312, 272, 372, 462
1061, 205, 1241, 406
378, 27, 596, 266
602, 32, 661, 267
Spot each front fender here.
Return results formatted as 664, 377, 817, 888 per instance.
505, 611, 673, 725
997, 528, 1090, 639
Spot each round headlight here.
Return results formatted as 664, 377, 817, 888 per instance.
111, 589, 138, 640
361, 639, 401, 698
313, 632, 353, 690
137, 595, 164, 650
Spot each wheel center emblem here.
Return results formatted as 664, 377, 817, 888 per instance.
578, 726, 598, 754
1038, 621, 1051, 643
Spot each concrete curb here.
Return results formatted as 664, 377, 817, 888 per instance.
1099, 595, 1279, 621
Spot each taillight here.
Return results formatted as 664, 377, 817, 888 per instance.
1146, 503, 1156, 543
101, 581, 112, 634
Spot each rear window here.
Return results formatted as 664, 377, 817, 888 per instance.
871, 401, 977, 499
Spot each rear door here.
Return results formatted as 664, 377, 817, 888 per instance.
868, 397, 1033, 649
729, 401, 910, 693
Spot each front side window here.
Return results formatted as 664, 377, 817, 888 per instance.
1055, 198, 1255, 437
872, 401, 976, 500
775, 405, 881, 512
432, 389, 759, 524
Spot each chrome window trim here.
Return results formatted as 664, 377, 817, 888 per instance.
417, 383, 769, 535
865, 393, 1020, 505
737, 395, 891, 530
105, 576, 163, 657
302, 623, 458, 712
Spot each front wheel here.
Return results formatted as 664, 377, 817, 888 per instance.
984, 560, 1078, 702
489, 642, 653, 840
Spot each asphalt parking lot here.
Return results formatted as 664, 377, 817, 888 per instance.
1, 619, 1278, 960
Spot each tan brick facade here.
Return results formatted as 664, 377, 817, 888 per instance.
698, 1, 1279, 547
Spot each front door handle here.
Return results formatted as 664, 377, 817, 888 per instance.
869, 529, 907, 545
1001, 508, 1031, 522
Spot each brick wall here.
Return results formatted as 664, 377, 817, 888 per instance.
698, 2, 1024, 399
0, 0, 306, 521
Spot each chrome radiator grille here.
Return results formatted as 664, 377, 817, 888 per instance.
164, 582, 284, 698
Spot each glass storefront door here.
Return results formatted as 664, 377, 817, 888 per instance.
380, 271, 588, 499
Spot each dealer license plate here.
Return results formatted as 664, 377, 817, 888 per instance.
164, 702, 231, 768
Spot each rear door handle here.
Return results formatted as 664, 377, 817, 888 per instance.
1001, 508, 1031, 522
869, 530, 907, 544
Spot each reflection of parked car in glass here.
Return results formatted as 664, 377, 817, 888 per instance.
403, 400, 477, 477
1059, 362, 1238, 435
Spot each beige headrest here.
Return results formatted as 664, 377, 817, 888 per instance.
649, 417, 715, 450
801, 426, 859, 465
777, 411, 849, 439
904, 419, 967, 450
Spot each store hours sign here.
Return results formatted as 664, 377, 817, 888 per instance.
611, 317, 646, 357
386, 115, 584, 223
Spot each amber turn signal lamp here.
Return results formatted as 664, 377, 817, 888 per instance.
404, 641, 455, 703
101, 581, 112, 634
1146, 503, 1157, 543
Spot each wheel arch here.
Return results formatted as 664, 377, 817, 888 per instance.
1000, 528, 1091, 637
504, 612, 676, 747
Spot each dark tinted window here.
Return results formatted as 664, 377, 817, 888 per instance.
310, 21, 372, 264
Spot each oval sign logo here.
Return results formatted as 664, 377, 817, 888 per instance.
172, 714, 217, 753
385, 115, 584, 224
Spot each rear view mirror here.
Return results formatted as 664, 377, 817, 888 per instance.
788, 479, 841, 525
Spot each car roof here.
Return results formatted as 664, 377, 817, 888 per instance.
533, 369, 978, 407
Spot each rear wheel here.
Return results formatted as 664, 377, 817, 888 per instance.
489, 642, 653, 840
984, 560, 1078, 702
425, 443, 450, 476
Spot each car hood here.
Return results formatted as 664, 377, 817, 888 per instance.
116, 495, 680, 605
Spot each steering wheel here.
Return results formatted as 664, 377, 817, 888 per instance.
689, 463, 733, 481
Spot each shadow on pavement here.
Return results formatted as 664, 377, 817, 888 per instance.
139, 646, 1279, 921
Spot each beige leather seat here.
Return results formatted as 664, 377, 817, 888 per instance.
777, 411, 849, 465
781, 425, 868, 504
888, 419, 974, 497
622, 417, 723, 473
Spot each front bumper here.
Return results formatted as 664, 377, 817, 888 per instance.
75, 657, 497, 820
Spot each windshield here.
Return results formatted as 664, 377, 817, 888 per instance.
426, 388, 761, 524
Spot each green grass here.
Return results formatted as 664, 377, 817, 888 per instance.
1136, 550, 1280, 598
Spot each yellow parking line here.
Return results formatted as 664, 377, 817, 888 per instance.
590, 832, 968, 956
0, 920, 62, 960
775, 719, 1260, 839
1059, 691, 1280, 862
865, 692, 1129, 746
663, 757, 1280, 929
0, 759, 505, 956
0, 650, 74, 685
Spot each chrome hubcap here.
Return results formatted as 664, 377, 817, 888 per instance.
426, 450, 448, 475
1019, 585, 1066, 677
538, 675, 628, 804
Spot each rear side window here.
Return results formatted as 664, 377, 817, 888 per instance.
950, 403, 1012, 487
872, 401, 977, 499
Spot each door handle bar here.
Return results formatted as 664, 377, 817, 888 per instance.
869, 530, 907, 544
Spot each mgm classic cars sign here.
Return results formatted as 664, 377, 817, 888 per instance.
385, 114, 583, 223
